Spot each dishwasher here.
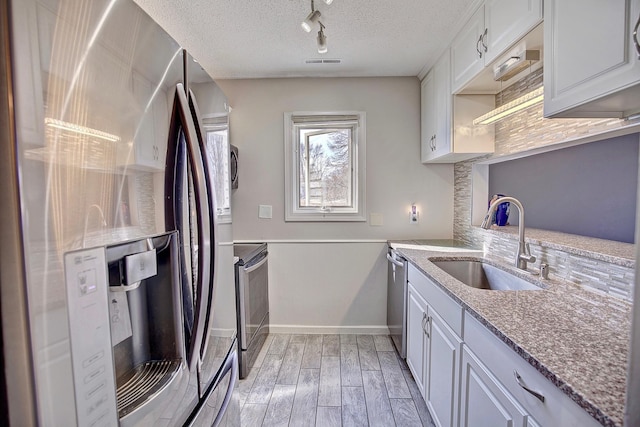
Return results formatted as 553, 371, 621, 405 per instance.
234, 243, 269, 379
387, 247, 408, 359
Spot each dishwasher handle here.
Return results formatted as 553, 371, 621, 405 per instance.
386, 251, 405, 267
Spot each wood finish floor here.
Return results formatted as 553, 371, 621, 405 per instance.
237, 334, 435, 427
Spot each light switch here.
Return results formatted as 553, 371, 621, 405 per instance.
259, 205, 272, 219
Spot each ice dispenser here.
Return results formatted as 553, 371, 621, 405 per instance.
65, 231, 194, 426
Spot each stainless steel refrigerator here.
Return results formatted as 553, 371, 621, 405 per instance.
0, 0, 238, 425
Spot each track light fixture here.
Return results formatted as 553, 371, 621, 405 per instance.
302, 0, 332, 53
317, 22, 327, 53
301, 0, 321, 32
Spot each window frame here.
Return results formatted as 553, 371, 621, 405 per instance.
284, 111, 366, 222
202, 114, 232, 224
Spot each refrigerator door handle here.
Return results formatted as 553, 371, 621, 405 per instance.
174, 84, 213, 372
212, 349, 238, 427
187, 87, 220, 364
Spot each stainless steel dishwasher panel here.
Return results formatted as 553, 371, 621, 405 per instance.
387, 248, 407, 359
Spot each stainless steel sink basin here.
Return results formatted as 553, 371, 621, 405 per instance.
431, 260, 543, 291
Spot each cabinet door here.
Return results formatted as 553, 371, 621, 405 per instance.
406, 283, 429, 396
451, 6, 485, 93
420, 72, 436, 163
544, 0, 640, 117
484, 0, 542, 64
425, 309, 462, 427
421, 52, 452, 163
460, 346, 528, 427
432, 53, 452, 160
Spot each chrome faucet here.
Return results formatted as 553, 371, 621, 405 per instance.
481, 196, 536, 270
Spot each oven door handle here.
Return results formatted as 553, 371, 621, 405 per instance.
243, 252, 268, 273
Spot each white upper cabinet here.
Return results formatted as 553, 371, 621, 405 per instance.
544, 0, 640, 118
451, 0, 542, 93
421, 51, 495, 164
421, 52, 453, 163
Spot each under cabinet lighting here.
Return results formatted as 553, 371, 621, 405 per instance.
45, 118, 121, 142
473, 87, 544, 125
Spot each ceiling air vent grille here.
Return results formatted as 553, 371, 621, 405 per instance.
305, 59, 341, 64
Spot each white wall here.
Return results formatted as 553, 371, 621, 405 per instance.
217, 77, 453, 241
216, 77, 454, 332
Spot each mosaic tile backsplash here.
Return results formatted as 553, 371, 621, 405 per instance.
453, 68, 637, 302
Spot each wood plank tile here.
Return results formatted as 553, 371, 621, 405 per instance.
267, 334, 291, 356
356, 335, 381, 372
362, 370, 395, 427
342, 386, 368, 427
290, 334, 308, 344
246, 354, 283, 405
340, 334, 357, 345
240, 403, 267, 426
390, 398, 423, 427
301, 335, 323, 369
289, 369, 320, 426
316, 406, 342, 427
340, 344, 363, 387
318, 356, 341, 406
322, 334, 340, 357
237, 364, 259, 409
356, 335, 375, 350
252, 335, 274, 369
262, 384, 296, 427
276, 343, 305, 385
378, 351, 411, 399
373, 335, 395, 352
402, 369, 435, 426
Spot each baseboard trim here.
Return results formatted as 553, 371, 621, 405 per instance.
268, 324, 390, 335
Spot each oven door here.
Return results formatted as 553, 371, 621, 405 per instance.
237, 250, 269, 351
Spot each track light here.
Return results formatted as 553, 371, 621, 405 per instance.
323, 0, 333, 4
301, 0, 321, 32
317, 22, 327, 53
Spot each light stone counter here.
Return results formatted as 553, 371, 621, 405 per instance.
395, 247, 631, 427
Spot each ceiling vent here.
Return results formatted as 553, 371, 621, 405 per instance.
305, 59, 341, 64
493, 50, 540, 81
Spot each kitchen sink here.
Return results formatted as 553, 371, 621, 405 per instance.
431, 260, 543, 291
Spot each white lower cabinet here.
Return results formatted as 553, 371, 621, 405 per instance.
460, 345, 530, 427
407, 266, 463, 427
406, 264, 601, 427
425, 309, 462, 427
407, 283, 428, 395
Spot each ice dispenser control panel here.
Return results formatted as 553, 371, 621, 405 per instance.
64, 247, 118, 427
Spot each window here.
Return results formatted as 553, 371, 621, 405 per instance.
284, 112, 366, 221
203, 115, 232, 223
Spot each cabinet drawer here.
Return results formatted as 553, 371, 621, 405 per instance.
464, 313, 600, 427
408, 264, 463, 337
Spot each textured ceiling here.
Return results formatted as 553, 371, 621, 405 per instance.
133, 0, 479, 80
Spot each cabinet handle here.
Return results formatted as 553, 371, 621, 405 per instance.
634, 12, 640, 59
476, 33, 483, 58
513, 370, 545, 403
482, 28, 488, 53
432, 135, 436, 151
422, 313, 429, 336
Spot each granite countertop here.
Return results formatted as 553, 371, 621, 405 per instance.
394, 246, 632, 427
